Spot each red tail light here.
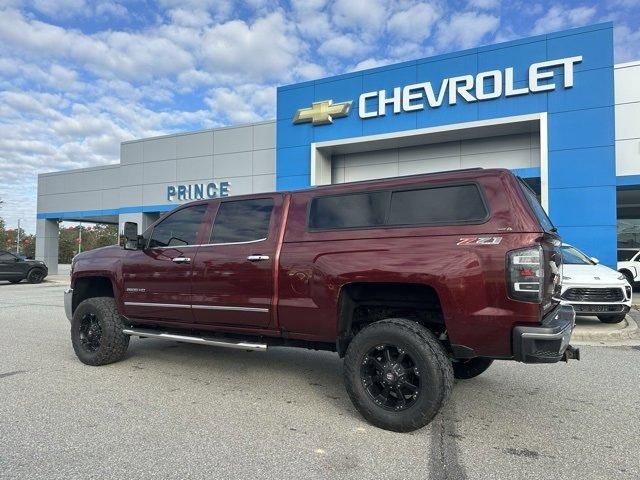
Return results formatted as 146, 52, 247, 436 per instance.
507, 246, 543, 302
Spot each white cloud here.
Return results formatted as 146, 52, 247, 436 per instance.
436, 11, 500, 49
531, 6, 597, 34
615, 24, 640, 63
331, 0, 387, 33
31, 0, 87, 18
318, 34, 369, 58
467, 0, 501, 10
0, 9, 195, 82
205, 84, 275, 124
387, 3, 441, 41
201, 12, 304, 83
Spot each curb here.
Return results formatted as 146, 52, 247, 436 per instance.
571, 313, 640, 345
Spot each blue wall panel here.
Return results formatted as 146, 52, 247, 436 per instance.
276, 23, 618, 267
477, 40, 547, 83
548, 107, 615, 151
548, 147, 616, 188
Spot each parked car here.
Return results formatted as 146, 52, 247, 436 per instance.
0, 250, 48, 284
560, 244, 631, 324
65, 168, 578, 432
617, 248, 640, 286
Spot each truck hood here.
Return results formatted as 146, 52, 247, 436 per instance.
74, 245, 123, 261
562, 263, 626, 286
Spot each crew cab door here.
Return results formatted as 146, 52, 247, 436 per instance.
191, 195, 282, 328
121, 203, 210, 324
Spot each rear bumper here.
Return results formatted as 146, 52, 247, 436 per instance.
64, 288, 73, 323
513, 305, 576, 363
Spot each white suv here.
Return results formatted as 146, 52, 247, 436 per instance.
560, 244, 632, 324
617, 248, 640, 286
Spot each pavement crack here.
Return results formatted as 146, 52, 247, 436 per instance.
428, 402, 468, 480
0, 370, 28, 379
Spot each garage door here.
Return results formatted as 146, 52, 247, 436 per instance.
331, 132, 540, 184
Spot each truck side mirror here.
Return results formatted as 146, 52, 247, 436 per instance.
123, 222, 141, 250
590, 257, 599, 264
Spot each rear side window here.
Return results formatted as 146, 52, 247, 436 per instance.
308, 183, 487, 230
308, 192, 388, 230
519, 180, 555, 232
211, 198, 274, 244
388, 185, 487, 225
148, 204, 208, 248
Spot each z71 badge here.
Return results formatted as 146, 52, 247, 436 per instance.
457, 237, 503, 246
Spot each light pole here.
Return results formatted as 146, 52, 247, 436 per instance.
78, 223, 82, 255
16, 219, 21, 256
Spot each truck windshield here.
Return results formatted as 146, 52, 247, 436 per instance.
518, 179, 556, 233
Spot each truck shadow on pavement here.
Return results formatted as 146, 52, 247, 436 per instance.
123, 337, 356, 414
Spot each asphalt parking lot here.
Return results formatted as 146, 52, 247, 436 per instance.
1, 280, 639, 479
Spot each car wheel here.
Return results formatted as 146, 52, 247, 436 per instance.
597, 314, 626, 324
71, 297, 130, 366
452, 358, 493, 379
622, 271, 634, 287
343, 318, 453, 432
27, 268, 45, 284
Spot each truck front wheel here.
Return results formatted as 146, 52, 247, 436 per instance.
343, 318, 453, 432
71, 297, 130, 366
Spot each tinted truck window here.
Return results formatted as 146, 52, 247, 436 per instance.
211, 199, 273, 244
148, 204, 208, 248
309, 191, 388, 230
388, 185, 487, 225
309, 184, 487, 230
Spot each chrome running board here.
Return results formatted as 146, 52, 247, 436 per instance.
122, 328, 267, 351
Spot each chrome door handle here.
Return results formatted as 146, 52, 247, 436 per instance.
247, 255, 270, 262
172, 257, 191, 264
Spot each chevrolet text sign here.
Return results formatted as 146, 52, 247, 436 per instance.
293, 56, 583, 124
359, 56, 582, 118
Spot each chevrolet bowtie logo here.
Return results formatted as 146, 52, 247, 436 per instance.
293, 100, 352, 125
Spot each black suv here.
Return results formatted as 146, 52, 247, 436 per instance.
0, 250, 48, 284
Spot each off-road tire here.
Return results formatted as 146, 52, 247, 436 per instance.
597, 314, 626, 324
452, 358, 493, 379
71, 297, 130, 366
343, 318, 453, 432
27, 268, 45, 284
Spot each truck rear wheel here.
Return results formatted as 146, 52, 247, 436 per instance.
71, 297, 130, 366
343, 318, 453, 432
452, 358, 493, 379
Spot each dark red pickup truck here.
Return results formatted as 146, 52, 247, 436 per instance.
65, 168, 578, 432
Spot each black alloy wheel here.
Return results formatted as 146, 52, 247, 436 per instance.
27, 269, 45, 284
71, 297, 129, 366
344, 318, 453, 432
360, 344, 421, 412
78, 312, 102, 353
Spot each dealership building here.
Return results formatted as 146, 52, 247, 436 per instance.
37, 23, 640, 273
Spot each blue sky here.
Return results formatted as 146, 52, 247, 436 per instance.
0, 0, 639, 233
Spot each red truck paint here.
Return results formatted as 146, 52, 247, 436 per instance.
67, 168, 578, 432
